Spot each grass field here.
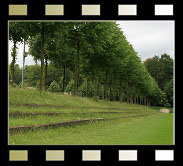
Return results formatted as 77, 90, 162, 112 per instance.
9, 87, 174, 145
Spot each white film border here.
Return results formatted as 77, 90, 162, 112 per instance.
8, 4, 174, 16
9, 150, 175, 161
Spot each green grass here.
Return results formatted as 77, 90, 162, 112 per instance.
9, 105, 143, 113
9, 87, 174, 145
9, 88, 159, 110
9, 113, 173, 145
9, 112, 148, 127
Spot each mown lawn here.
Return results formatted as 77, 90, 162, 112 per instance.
9, 113, 173, 145
9, 88, 174, 145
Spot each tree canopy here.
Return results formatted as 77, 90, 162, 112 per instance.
9, 21, 173, 107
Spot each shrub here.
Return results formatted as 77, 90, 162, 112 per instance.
48, 80, 61, 93
78, 81, 95, 97
65, 79, 74, 93
92, 96, 100, 102
10, 83, 18, 88
36, 81, 40, 89
163, 78, 173, 107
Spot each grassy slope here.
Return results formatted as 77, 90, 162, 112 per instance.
9, 88, 173, 145
9, 114, 173, 145
9, 88, 159, 109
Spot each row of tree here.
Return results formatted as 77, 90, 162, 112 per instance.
144, 54, 173, 106
9, 22, 172, 107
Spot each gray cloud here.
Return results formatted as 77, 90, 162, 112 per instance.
117, 21, 175, 61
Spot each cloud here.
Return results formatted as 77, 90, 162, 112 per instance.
117, 21, 175, 61
9, 41, 37, 67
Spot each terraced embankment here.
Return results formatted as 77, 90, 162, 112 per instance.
9, 88, 173, 145
9, 102, 158, 133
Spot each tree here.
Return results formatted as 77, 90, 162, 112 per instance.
163, 78, 173, 107
48, 80, 61, 93
9, 64, 22, 85
144, 54, 173, 89
28, 22, 60, 91
10, 21, 171, 107
24, 64, 40, 87
9, 22, 29, 82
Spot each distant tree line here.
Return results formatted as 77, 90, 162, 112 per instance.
9, 22, 173, 107
144, 54, 173, 107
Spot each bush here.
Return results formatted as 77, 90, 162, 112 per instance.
48, 80, 61, 93
65, 79, 74, 93
36, 81, 40, 89
78, 80, 95, 97
10, 83, 18, 88
163, 78, 173, 107
92, 96, 100, 102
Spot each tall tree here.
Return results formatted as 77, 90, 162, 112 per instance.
144, 54, 173, 89
9, 22, 29, 82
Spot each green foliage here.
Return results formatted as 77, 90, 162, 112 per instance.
9, 64, 22, 85
24, 64, 40, 87
47, 63, 63, 87
144, 54, 173, 90
163, 78, 173, 107
36, 81, 40, 89
65, 80, 74, 93
9, 22, 173, 107
92, 96, 100, 102
78, 80, 94, 97
48, 80, 61, 93
152, 89, 170, 107
11, 83, 19, 88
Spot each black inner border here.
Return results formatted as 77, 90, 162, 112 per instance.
0, 0, 181, 166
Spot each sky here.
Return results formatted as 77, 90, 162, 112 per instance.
8, 21, 175, 67
117, 21, 174, 61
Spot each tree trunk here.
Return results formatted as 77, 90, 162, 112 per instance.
102, 86, 105, 100
139, 97, 140, 105
142, 96, 144, 105
73, 39, 80, 96
125, 94, 127, 102
86, 78, 89, 98
11, 41, 17, 83
62, 66, 66, 92
104, 70, 108, 100
144, 97, 146, 106
128, 95, 130, 104
94, 74, 98, 98
113, 73, 116, 102
44, 56, 48, 91
40, 23, 45, 91
109, 87, 112, 101
119, 79, 122, 103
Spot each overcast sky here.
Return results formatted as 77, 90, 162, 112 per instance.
117, 21, 174, 61
9, 21, 174, 67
